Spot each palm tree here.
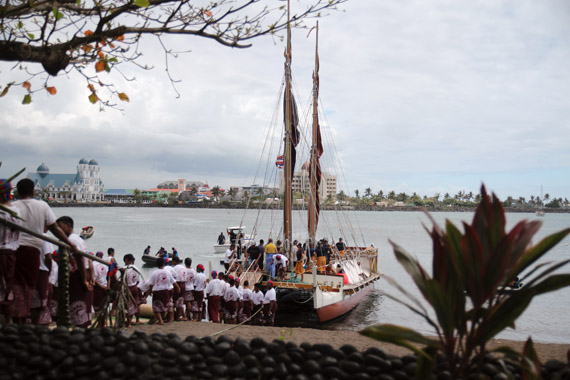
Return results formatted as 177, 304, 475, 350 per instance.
337, 190, 346, 202
354, 189, 360, 199
387, 191, 396, 200
228, 188, 237, 200
378, 190, 384, 199
212, 186, 221, 201
364, 187, 372, 199
133, 188, 141, 203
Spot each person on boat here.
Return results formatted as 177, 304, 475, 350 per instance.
294, 243, 305, 282
191, 264, 207, 321
0, 178, 21, 325
264, 239, 277, 277
336, 264, 349, 285
171, 247, 179, 258
123, 253, 143, 326
172, 256, 188, 321
315, 241, 326, 274
274, 254, 288, 281
205, 270, 223, 323
246, 241, 261, 270
229, 230, 237, 244
262, 280, 277, 326
336, 238, 346, 257
217, 232, 225, 245
145, 258, 178, 325
184, 258, 195, 321
143, 245, 151, 255
257, 239, 265, 270
322, 239, 333, 265
224, 243, 236, 272
291, 240, 298, 269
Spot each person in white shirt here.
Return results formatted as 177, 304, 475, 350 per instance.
262, 280, 277, 326
191, 264, 206, 321
0, 178, 21, 324
251, 282, 265, 325
235, 277, 244, 322
184, 258, 195, 320
274, 255, 289, 280
56, 216, 94, 327
12, 179, 77, 324
223, 278, 240, 324
224, 244, 236, 272
123, 253, 143, 326
241, 280, 253, 323
146, 259, 178, 325
205, 270, 224, 323
92, 251, 109, 316
171, 256, 188, 321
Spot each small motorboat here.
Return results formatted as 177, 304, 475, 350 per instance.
80, 226, 94, 240
142, 254, 173, 267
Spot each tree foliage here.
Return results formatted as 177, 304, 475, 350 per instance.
0, 0, 345, 106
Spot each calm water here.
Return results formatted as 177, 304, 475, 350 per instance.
54, 207, 570, 343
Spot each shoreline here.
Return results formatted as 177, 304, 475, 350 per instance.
49, 202, 570, 214
128, 322, 570, 363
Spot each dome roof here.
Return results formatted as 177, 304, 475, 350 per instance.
37, 163, 49, 173
88, 159, 99, 165
79, 158, 88, 164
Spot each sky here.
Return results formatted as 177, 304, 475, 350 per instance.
1, 0, 569, 201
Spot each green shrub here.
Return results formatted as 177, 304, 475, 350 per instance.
362, 185, 570, 379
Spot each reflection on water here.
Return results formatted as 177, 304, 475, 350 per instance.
326, 283, 385, 331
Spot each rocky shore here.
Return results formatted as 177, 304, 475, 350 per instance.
1, 323, 569, 380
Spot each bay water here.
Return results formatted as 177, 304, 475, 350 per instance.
53, 207, 570, 343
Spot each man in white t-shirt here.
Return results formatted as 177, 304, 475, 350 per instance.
205, 270, 224, 323
263, 280, 277, 326
172, 256, 188, 321
191, 264, 207, 321
146, 259, 178, 325
274, 255, 289, 280
12, 178, 77, 324
251, 282, 265, 325
184, 258, 195, 320
223, 278, 240, 324
224, 244, 235, 272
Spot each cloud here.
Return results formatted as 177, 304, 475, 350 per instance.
1, 0, 569, 200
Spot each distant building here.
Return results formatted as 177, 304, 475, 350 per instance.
279, 162, 337, 202
157, 179, 205, 191
27, 159, 104, 202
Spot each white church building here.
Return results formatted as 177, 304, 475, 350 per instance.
27, 158, 104, 202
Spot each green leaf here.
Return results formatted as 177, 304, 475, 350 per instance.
52, 7, 64, 20
27, 33, 35, 39
0, 82, 14, 97
360, 324, 439, 359
17, 21, 23, 29
22, 94, 32, 104
134, 0, 150, 8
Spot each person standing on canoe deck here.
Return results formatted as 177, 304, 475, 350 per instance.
264, 238, 277, 278
224, 243, 235, 272
273, 255, 288, 281
146, 258, 178, 325
0, 178, 21, 325
262, 280, 277, 326
246, 241, 261, 269
294, 243, 305, 282
322, 239, 333, 265
217, 232, 225, 245
336, 238, 346, 257
12, 179, 77, 325
257, 239, 265, 270
315, 241, 326, 274
143, 245, 151, 255
191, 264, 206, 321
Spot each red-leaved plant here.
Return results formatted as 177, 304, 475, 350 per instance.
361, 185, 570, 379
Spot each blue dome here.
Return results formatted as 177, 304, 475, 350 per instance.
37, 163, 49, 173
88, 159, 99, 165
79, 158, 88, 164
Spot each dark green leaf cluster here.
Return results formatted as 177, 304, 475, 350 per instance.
361, 185, 570, 379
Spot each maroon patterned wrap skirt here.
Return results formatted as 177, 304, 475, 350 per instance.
12, 246, 40, 318
0, 248, 16, 304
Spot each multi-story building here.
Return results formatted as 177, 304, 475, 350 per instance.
279, 163, 337, 202
27, 158, 104, 202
